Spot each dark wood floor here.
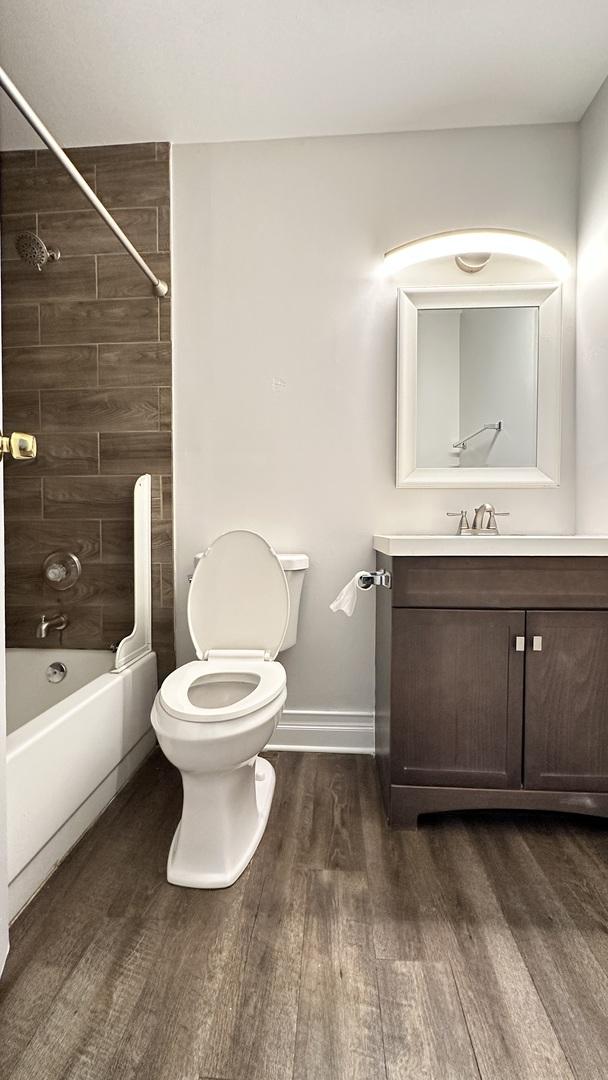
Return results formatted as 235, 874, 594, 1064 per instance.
2, 751, 608, 1079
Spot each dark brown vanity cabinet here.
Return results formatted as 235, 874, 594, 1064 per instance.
375, 556, 608, 826
524, 610, 608, 792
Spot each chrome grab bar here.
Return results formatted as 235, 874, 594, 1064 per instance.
453, 421, 502, 450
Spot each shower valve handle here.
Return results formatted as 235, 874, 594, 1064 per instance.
0, 431, 37, 461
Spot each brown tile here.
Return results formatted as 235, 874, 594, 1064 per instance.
101, 520, 133, 564
151, 603, 174, 649
0, 165, 96, 213
102, 605, 135, 648
159, 297, 171, 341
152, 563, 161, 606
160, 564, 173, 608
157, 206, 171, 251
3, 561, 129, 613
6, 565, 49, 606
152, 521, 173, 564
39, 298, 159, 344
97, 564, 134, 606
41, 388, 158, 432
161, 475, 172, 520
38, 207, 158, 257
155, 648, 176, 682
1, 140, 172, 659
5, 432, 99, 476
4, 520, 101, 565
3, 390, 40, 430
59, 606, 106, 649
6, 566, 42, 606
4, 477, 42, 519
96, 159, 169, 208
42, 563, 133, 607
100, 431, 171, 474
0, 150, 37, 171
151, 475, 162, 520
3, 304, 39, 347
1, 213, 37, 260
5, 605, 43, 648
97, 252, 171, 299
37, 143, 157, 169
98, 342, 170, 387
2, 345, 98, 391
5, 604, 103, 649
152, 563, 174, 609
159, 387, 172, 431
43, 475, 139, 519
1, 255, 96, 303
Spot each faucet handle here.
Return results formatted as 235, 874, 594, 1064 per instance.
446, 510, 470, 534
488, 510, 509, 534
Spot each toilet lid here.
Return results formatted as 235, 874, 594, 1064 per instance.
187, 530, 290, 660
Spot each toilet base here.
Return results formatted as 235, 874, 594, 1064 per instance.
167, 756, 276, 889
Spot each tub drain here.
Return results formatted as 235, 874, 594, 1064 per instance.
46, 661, 67, 683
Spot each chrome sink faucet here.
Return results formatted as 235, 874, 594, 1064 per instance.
446, 503, 509, 536
36, 612, 69, 639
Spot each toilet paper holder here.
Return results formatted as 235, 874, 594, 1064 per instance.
359, 569, 392, 590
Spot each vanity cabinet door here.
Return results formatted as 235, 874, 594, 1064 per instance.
391, 609, 525, 789
524, 611, 608, 792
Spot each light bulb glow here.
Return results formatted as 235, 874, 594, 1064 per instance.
383, 229, 570, 279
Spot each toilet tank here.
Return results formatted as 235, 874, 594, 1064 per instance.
277, 553, 309, 651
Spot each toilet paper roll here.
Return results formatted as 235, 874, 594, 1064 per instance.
329, 571, 372, 617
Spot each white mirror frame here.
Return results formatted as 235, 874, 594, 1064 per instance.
396, 282, 562, 489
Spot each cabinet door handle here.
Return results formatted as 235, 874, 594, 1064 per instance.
515, 636, 525, 652
532, 635, 543, 652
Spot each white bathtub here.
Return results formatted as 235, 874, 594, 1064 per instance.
6, 647, 158, 920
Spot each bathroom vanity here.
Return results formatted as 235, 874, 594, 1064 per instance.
373, 535, 608, 827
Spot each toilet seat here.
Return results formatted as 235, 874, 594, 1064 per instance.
159, 529, 290, 724
159, 656, 286, 723
187, 530, 290, 661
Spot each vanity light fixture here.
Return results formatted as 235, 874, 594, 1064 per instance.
454, 252, 491, 273
382, 228, 570, 279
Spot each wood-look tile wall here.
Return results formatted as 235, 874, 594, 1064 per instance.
0, 142, 174, 679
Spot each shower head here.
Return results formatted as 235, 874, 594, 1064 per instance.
14, 230, 60, 271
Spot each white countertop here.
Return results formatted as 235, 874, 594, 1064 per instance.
373, 535, 608, 557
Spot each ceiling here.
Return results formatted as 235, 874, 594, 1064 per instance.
1, 0, 608, 149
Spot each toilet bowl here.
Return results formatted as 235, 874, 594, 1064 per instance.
152, 530, 307, 889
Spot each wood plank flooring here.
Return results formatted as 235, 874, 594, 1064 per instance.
1, 751, 608, 1079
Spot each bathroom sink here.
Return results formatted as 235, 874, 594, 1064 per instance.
373, 534, 608, 556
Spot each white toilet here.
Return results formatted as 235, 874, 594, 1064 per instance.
151, 529, 308, 889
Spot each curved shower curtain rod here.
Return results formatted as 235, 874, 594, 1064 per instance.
0, 65, 169, 298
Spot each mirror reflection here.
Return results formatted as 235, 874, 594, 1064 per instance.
416, 306, 539, 469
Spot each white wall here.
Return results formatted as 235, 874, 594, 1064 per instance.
577, 75, 608, 532
459, 307, 538, 468
172, 123, 578, 718
417, 310, 461, 468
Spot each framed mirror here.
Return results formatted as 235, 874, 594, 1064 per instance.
396, 283, 562, 488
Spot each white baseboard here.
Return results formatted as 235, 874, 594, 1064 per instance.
268, 709, 374, 755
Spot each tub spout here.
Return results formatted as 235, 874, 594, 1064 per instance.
36, 612, 69, 639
